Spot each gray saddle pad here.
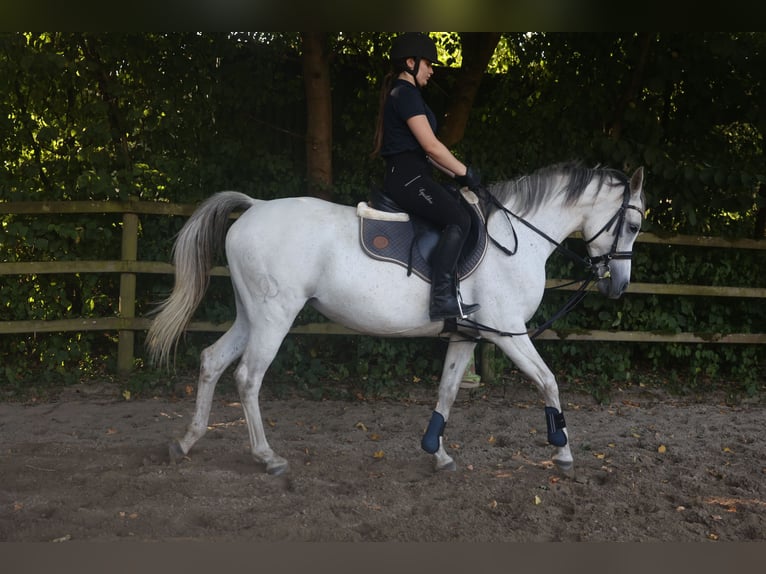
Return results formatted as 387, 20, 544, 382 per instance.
357, 200, 488, 282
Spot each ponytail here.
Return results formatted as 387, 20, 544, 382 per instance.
370, 59, 409, 158
370, 71, 395, 158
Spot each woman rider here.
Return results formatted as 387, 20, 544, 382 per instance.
371, 32, 482, 321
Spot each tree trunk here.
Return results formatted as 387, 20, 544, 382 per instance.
302, 32, 333, 200
438, 32, 501, 148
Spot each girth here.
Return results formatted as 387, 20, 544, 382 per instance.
357, 187, 488, 282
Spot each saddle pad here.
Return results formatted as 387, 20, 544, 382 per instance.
357, 200, 488, 282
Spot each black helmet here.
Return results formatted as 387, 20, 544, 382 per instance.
390, 32, 442, 65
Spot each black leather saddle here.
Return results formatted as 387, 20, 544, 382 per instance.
357, 186, 488, 282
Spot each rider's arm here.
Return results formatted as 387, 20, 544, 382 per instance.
406, 114, 467, 178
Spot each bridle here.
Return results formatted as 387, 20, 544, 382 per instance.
456, 182, 644, 339
581, 184, 645, 280
479, 181, 643, 279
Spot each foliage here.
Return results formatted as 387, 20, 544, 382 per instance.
1, 32, 764, 400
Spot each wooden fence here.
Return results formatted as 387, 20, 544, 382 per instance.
2, 199, 765, 374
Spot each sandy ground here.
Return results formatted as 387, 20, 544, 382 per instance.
1, 380, 764, 543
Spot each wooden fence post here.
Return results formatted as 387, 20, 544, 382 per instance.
478, 341, 495, 383
117, 201, 139, 374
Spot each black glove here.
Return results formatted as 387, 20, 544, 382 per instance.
455, 165, 481, 189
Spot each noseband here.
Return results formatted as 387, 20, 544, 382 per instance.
582, 184, 644, 279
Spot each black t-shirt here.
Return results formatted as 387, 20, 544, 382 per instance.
380, 79, 437, 158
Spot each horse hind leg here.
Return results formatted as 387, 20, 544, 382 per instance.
170, 318, 249, 463
233, 337, 290, 475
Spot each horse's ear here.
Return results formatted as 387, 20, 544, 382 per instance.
630, 166, 644, 193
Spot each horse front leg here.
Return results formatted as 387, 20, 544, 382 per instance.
422, 339, 477, 471
491, 334, 573, 473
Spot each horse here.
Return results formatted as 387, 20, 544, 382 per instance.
146, 162, 646, 476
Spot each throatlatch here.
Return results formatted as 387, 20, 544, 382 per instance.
421, 410, 446, 454
545, 406, 568, 447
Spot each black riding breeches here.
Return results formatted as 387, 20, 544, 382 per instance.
383, 152, 472, 236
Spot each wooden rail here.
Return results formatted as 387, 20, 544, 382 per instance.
2, 199, 765, 373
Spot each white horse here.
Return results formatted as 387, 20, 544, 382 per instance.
146, 162, 645, 476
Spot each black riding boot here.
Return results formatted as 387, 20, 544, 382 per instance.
429, 224, 481, 321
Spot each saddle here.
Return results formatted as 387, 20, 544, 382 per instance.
357, 186, 488, 282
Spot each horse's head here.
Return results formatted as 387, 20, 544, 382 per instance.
582, 167, 645, 299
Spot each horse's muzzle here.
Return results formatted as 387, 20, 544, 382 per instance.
597, 276, 629, 299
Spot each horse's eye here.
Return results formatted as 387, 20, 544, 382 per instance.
628, 224, 640, 234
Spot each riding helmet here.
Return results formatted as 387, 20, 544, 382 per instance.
390, 32, 443, 65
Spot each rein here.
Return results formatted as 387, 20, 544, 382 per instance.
456, 182, 643, 340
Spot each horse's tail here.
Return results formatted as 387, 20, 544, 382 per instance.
146, 191, 255, 368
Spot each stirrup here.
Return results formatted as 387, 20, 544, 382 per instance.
456, 284, 480, 318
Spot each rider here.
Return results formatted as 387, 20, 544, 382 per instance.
371, 32, 481, 321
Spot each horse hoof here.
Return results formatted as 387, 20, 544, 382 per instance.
266, 461, 288, 476
554, 459, 574, 475
168, 440, 187, 464
436, 460, 457, 472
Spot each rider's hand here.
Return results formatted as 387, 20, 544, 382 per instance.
455, 165, 481, 190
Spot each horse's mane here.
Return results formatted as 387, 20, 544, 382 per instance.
483, 161, 629, 217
